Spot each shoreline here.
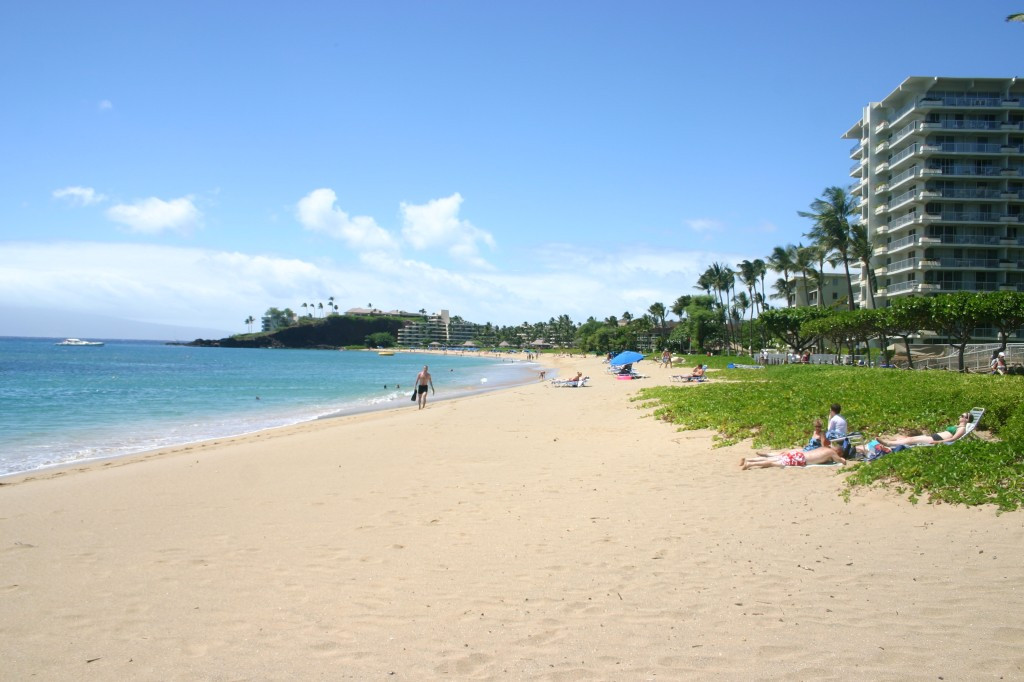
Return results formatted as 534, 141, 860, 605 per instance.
2, 355, 1023, 679
0, 346, 550, 482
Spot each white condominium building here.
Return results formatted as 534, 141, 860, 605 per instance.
844, 76, 1024, 309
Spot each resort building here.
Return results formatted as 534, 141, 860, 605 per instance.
844, 76, 1024, 325
396, 309, 480, 347
786, 273, 855, 308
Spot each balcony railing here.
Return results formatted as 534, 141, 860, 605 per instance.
932, 119, 1002, 130
924, 142, 1004, 154
889, 143, 919, 166
938, 258, 1000, 268
934, 188, 1003, 200
886, 280, 919, 295
937, 211, 1002, 222
888, 234, 919, 250
891, 121, 920, 145
889, 257, 918, 272
926, 234, 1001, 246
889, 189, 917, 208
923, 95, 1004, 107
889, 213, 920, 230
927, 165, 1002, 177
888, 166, 918, 188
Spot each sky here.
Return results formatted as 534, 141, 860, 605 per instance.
2, 1, 1022, 339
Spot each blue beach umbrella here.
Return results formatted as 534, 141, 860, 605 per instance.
609, 350, 644, 366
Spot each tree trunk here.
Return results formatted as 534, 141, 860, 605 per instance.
842, 255, 856, 310
901, 335, 915, 370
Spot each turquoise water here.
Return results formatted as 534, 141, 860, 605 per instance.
0, 338, 540, 476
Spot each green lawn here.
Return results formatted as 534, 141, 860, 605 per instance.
636, 365, 1024, 511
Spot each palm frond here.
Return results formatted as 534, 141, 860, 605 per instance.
1008, 13, 1024, 22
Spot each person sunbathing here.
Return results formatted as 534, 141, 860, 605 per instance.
740, 443, 846, 470
684, 365, 705, 381
879, 412, 974, 447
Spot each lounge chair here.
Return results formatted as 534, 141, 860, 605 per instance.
853, 407, 985, 458
907, 407, 985, 447
550, 376, 589, 387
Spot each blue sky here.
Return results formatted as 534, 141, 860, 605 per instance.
2, 1, 1022, 339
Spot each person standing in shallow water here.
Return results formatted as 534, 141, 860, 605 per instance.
415, 365, 434, 410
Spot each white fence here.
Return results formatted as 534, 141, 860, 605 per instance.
907, 343, 1024, 372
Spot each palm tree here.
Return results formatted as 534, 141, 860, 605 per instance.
647, 302, 667, 330
317, 302, 324, 317
694, 270, 714, 297
671, 295, 691, 321
794, 243, 817, 307
751, 258, 767, 314
799, 186, 859, 310
770, 277, 795, 304
244, 315, 255, 333
732, 291, 751, 354
767, 244, 798, 307
849, 222, 877, 309
301, 302, 309, 317
737, 260, 757, 313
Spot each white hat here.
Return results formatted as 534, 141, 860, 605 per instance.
998, 351, 1005, 357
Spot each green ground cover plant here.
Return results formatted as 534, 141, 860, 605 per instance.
636, 365, 1024, 511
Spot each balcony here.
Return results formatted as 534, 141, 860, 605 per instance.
925, 234, 1001, 246
888, 257, 918, 273
921, 95, 1005, 108
889, 213, 921, 230
921, 142, 1004, 155
888, 143, 920, 169
927, 165, 1002, 177
888, 234, 920, 252
885, 280, 920, 296
935, 188, 1003, 200
938, 257, 1001, 269
935, 211, 1003, 223
932, 119, 1002, 131
888, 166, 919, 190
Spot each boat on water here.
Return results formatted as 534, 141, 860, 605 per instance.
56, 338, 104, 346
377, 350, 395, 356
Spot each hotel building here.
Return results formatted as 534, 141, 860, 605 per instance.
844, 77, 1024, 320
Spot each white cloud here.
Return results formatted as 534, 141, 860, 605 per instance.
296, 188, 397, 250
0, 237, 761, 338
684, 218, 724, 233
98, 99, 113, 111
53, 186, 107, 206
106, 196, 202, 235
400, 193, 495, 268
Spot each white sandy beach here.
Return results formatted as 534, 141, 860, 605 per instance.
2, 355, 1023, 680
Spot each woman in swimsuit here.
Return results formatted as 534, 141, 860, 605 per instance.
879, 412, 973, 447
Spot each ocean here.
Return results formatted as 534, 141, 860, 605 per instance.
0, 337, 541, 477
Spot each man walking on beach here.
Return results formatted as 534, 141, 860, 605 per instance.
415, 365, 435, 410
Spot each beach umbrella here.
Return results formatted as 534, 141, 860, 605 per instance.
609, 350, 644, 366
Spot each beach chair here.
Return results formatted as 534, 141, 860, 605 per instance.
550, 376, 589, 387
